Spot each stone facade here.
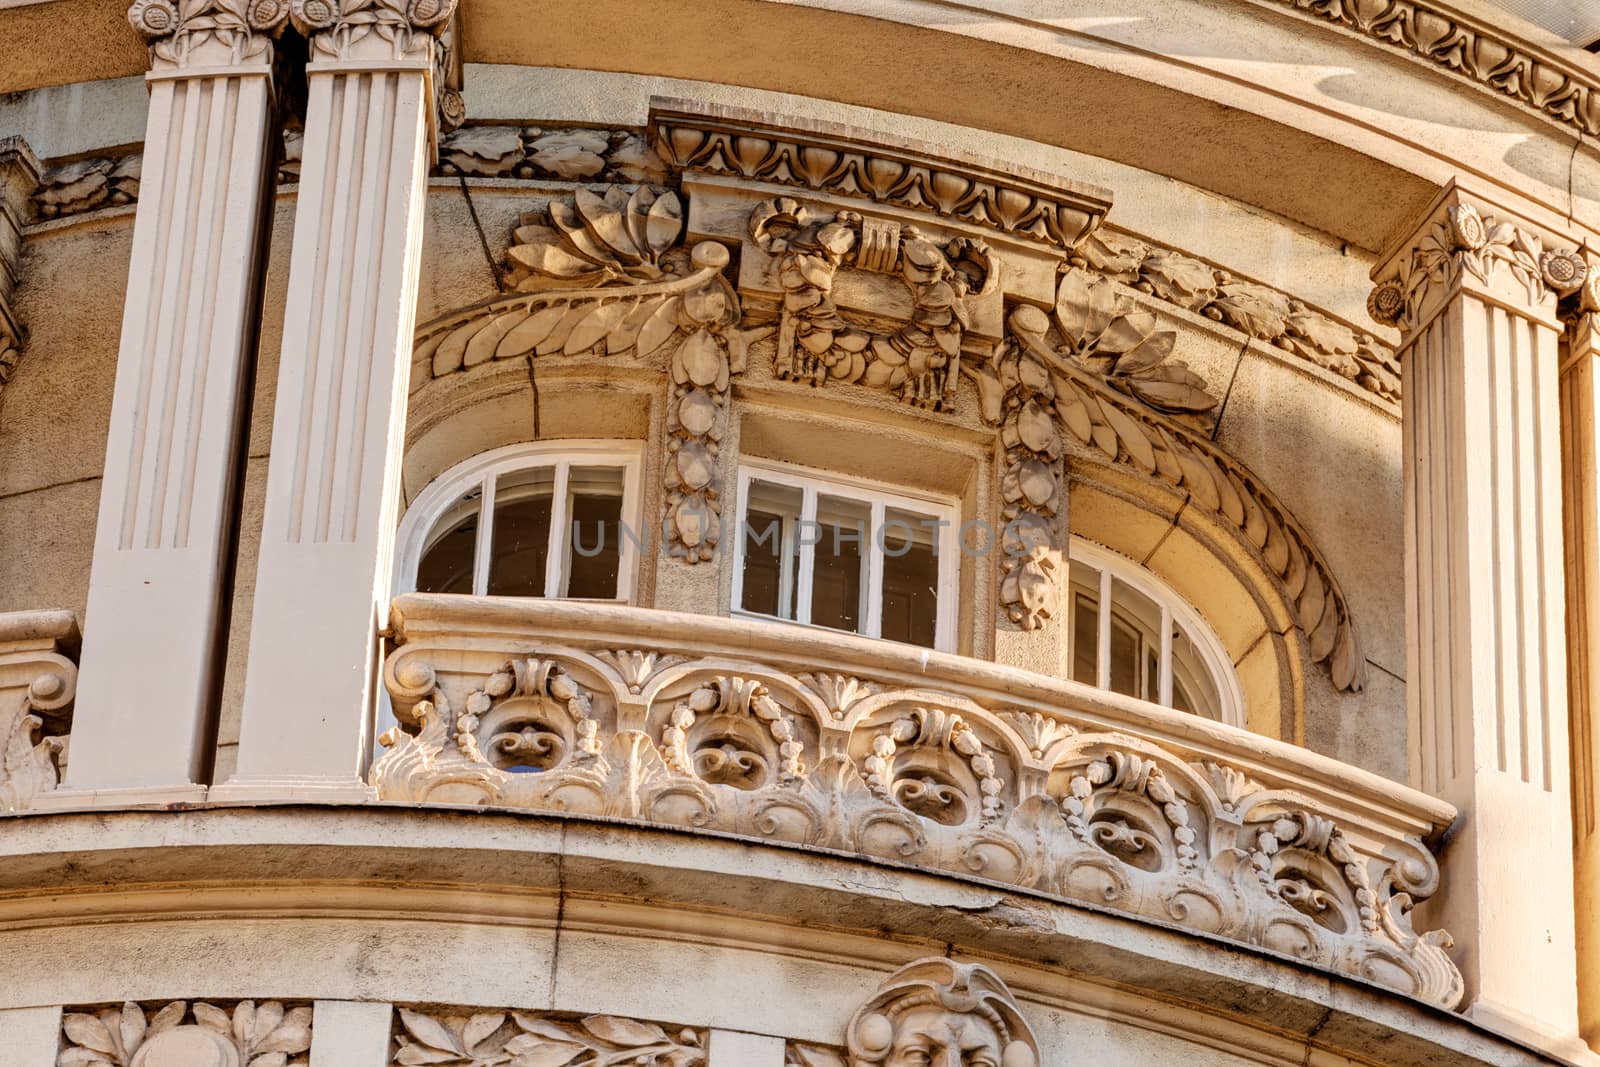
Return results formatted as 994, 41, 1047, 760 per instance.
2, 1, 1600, 1065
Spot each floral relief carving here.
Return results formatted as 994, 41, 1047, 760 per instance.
1367, 202, 1589, 331
974, 277, 1368, 692
1082, 230, 1401, 402
437, 125, 669, 184
374, 634, 1460, 1006
59, 1001, 311, 1067
126, 0, 290, 68
289, 0, 457, 63
392, 1008, 705, 1067
749, 196, 997, 410
1265, 0, 1600, 139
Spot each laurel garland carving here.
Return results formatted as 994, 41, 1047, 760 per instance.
374, 642, 1460, 1006
969, 272, 1368, 691
1263, 0, 1600, 139
1083, 230, 1400, 402
60, 1000, 311, 1066
391, 1008, 705, 1066
1367, 202, 1589, 330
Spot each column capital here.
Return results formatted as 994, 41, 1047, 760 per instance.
127, 0, 290, 73
1367, 178, 1588, 336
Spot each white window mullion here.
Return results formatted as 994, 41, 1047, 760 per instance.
1158, 604, 1174, 707
795, 487, 818, 626
544, 461, 571, 598
1096, 568, 1113, 690
729, 467, 751, 614
471, 473, 497, 596
863, 499, 885, 637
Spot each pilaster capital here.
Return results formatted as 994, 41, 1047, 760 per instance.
127, 0, 290, 72
290, 0, 455, 64
1559, 249, 1600, 361
1367, 179, 1587, 336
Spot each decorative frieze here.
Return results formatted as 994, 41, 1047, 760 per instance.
392, 1008, 705, 1066
0, 137, 39, 409
32, 153, 142, 221
1084, 229, 1401, 402
1260, 0, 1600, 139
651, 103, 1111, 254
60, 1000, 311, 1066
373, 599, 1460, 1006
438, 125, 669, 184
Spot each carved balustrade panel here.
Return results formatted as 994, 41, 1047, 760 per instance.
373, 596, 1463, 1009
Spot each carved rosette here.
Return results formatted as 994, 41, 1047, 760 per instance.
1368, 203, 1589, 332
127, 0, 290, 69
60, 1000, 311, 1066
373, 636, 1460, 1007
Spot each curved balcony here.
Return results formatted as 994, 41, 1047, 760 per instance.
378, 593, 1462, 1009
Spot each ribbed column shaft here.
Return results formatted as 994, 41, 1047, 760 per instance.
220, 56, 431, 799
62, 62, 276, 799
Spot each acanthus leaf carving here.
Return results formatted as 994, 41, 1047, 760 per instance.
289, 0, 456, 63
127, 0, 289, 68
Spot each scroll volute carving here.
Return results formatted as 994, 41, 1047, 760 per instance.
845, 958, 1039, 1067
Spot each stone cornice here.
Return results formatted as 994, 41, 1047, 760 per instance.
126, 0, 289, 70
649, 100, 1113, 254
1257, 0, 1600, 139
1368, 180, 1589, 334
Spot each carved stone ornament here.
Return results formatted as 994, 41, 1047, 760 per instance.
1265, 0, 1600, 139
289, 0, 457, 63
653, 104, 1111, 254
391, 1007, 704, 1066
32, 154, 142, 221
373, 623, 1460, 1007
748, 196, 997, 409
0, 138, 39, 413
59, 1000, 311, 1066
0, 610, 78, 814
126, 0, 290, 68
1368, 202, 1589, 332
413, 184, 769, 563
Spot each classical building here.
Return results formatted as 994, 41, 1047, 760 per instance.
3, 0, 1600, 1064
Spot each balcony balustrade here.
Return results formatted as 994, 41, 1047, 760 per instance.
375, 593, 1464, 1009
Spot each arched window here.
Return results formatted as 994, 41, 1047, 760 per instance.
1067, 538, 1243, 727
395, 442, 644, 602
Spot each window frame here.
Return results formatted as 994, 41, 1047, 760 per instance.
730, 459, 961, 652
1067, 537, 1245, 728
394, 440, 645, 602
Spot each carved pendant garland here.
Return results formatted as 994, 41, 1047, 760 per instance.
391, 1008, 705, 1066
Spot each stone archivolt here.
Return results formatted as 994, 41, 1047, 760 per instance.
373, 599, 1461, 1008
59, 1000, 312, 1066
390, 1008, 705, 1066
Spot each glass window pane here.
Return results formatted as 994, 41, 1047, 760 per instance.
1069, 561, 1102, 686
416, 490, 479, 595
1108, 614, 1140, 697
487, 467, 554, 597
742, 479, 803, 619
566, 466, 625, 599
1172, 625, 1222, 719
880, 507, 939, 648
1109, 578, 1162, 701
811, 494, 869, 634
